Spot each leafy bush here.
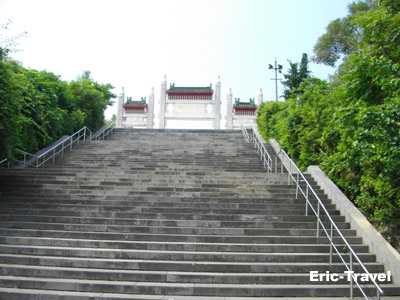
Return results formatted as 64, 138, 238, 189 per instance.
257, 0, 400, 249
0, 50, 115, 160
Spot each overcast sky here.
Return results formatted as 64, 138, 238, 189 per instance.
0, 0, 351, 128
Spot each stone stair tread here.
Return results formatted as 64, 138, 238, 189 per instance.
0, 129, 397, 298
0, 239, 368, 253
0, 228, 365, 244
0, 244, 377, 263
0, 276, 398, 297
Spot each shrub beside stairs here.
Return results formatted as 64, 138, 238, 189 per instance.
0, 129, 399, 299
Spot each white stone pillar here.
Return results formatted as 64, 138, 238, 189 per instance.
226, 88, 233, 130
159, 75, 167, 129
147, 87, 155, 128
214, 75, 221, 130
116, 87, 124, 128
257, 88, 263, 106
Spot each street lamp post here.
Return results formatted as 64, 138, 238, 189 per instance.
294, 89, 304, 106
268, 58, 283, 102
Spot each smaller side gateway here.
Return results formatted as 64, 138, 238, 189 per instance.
226, 88, 263, 129
116, 87, 155, 129
116, 76, 263, 129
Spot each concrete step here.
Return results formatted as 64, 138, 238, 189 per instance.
0, 245, 377, 263
0, 215, 351, 229
0, 221, 357, 236
0, 265, 391, 285
0, 237, 366, 253
0, 209, 347, 223
0, 254, 382, 273
0, 276, 399, 297
0, 129, 397, 298
0, 228, 364, 244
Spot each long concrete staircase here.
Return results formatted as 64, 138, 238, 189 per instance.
0, 129, 399, 299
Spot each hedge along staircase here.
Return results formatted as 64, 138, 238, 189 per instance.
0, 129, 399, 299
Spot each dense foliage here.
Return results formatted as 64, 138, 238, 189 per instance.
0, 48, 115, 160
257, 0, 400, 248
281, 53, 311, 100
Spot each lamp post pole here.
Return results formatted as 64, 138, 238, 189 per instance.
294, 89, 304, 106
268, 58, 283, 102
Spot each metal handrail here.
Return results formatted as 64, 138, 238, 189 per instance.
93, 120, 116, 141
0, 158, 9, 168
252, 130, 273, 172
35, 126, 91, 168
15, 148, 38, 168
276, 149, 383, 299
0, 126, 92, 169
239, 121, 250, 143
241, 130, 383, 299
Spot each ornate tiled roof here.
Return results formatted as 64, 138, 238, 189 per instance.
124, 97, 147, 106
167, 83, 213, 93
234, 98, 257, 108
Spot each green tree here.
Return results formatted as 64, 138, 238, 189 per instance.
320, 1, 400, 245
0, 48, 21, 159
0, 52, 115, 162
282, 53, 311, 100
106, 114, 116, 126
68, 73, 116, 131
312, 1, 373, 66
258, 0, 400, 248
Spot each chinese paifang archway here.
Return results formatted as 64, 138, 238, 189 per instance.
116, 76, 263, 129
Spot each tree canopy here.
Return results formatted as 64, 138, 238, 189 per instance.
0, 47, 116, 161
281, 53, 311, 100
312, 1, 373, 66
257, 0, 400, 249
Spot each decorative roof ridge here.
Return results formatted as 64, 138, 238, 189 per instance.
124, 97, 147, 106
167, 83, 213, 93
234, 98, 257, 107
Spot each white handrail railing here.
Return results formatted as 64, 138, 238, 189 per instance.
0, 158, 9, 168
1, 126, 92, 169
93, 121, 116, 141
252, 130, 273, 172
276, 148, 383, 300
35, 126, 92, 168
241, 128, 384, 300
239, 122, 250, 143
1, 122, 117, 169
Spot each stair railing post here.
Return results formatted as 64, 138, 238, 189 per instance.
288, 161, 291, 185
316, 201, 320, 237
70, 136, 73, 151
296, 172, 299, 199
329, 222, 333, 264
350, 252, 354, 299
263, 151, 266, 170
84, 127, 86, 141
275, 156, 277, 173
53, 148, 56, 163
305, 185, 309, 216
